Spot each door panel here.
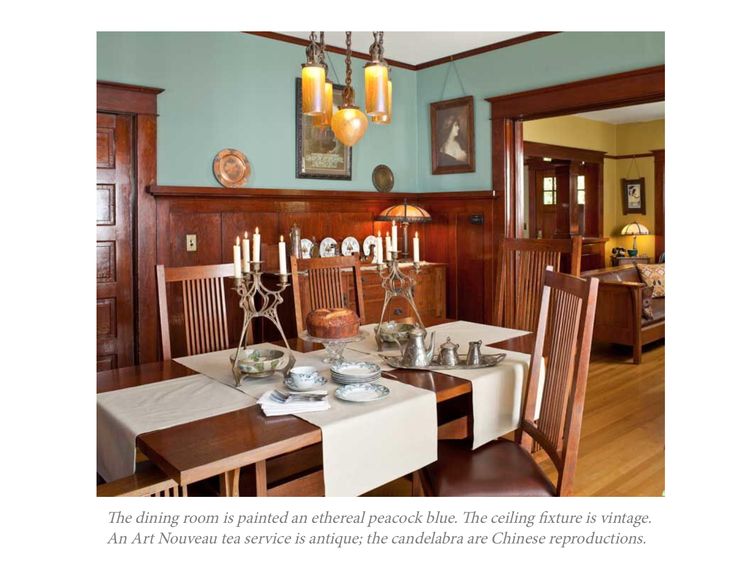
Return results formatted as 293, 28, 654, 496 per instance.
97, 113, 135, 370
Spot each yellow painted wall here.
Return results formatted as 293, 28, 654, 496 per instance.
523, 116, 664, 265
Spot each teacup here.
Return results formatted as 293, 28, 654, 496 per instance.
287, 366, 321, 389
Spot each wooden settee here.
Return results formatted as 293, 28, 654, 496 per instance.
581, 264, 664, 363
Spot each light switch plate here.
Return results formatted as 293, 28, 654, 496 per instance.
186, 234, 197, 252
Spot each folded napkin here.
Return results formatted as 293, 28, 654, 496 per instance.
257, 390, 331, 416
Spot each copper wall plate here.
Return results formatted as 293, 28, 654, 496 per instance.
372, 164, 394, 192
213, 149, 251, 188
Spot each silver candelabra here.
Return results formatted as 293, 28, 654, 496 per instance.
374, 258, 424, 350
230, 262, 295, 386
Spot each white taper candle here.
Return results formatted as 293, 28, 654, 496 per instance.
253, 227, 261, 262
233, 236, 242, 278
278, 235, 287, 275
242, 231, 251, 273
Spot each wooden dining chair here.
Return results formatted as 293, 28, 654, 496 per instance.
97, 462, 186, 497
289, 255, 366, 335
156, 263, 240, 360
494, 236, 583, 332
420, 268, 599, 496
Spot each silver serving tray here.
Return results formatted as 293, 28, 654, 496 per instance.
379, 353, 506, 371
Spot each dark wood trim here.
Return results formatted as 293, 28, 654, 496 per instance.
97, 81, 165, 115
98, 80, 163, 365
487, 65, 665, 120
150, 185, 498, 202
652, 149, 665, 260
414, 32, 559, 70
246, 31, 558, 72
524, 141, 606, 164
488, 65, 664, 315
604, 152, 655, 160
245, 32, 416, 71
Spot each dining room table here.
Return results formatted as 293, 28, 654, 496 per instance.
97, 318, 537, 497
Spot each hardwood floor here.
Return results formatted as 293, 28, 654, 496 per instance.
366, 340, 665, 497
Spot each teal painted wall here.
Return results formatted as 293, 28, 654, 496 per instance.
97, 32, 418, 191
415, 32, 665, 192
97, 32, 664, 193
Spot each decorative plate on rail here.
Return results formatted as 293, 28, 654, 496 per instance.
319, 237, 338, 257
341, 236, 360, 257
372, 164, 394, 192
363, 235, 378, 258
300, 238, 315, 258
213, 148, 251, 188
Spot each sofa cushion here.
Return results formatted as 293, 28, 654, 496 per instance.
642, 286, 655, 320
637, 263, 665, 297
642, 297, 665, 326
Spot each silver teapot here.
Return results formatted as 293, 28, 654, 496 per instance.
398, 326, 436, 367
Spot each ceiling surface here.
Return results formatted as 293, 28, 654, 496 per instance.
280, 32, 531, 65
575, 102, 665, 124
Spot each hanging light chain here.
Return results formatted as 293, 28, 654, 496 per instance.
378, 31, 385, 62
318, 31, 328, 76
345, 32, 352, 87
343, 31, 354, 106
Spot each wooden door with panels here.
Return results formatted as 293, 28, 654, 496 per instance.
97, 112, 135, 370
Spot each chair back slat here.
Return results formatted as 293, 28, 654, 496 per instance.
495, 236, 582, 331
291, 255, 366, 335
157, 264, 234, 360
515, 267, 598, 496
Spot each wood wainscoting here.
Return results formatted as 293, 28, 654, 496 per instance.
144, 186, 496, 363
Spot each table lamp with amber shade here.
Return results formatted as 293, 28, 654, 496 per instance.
375, 200, 432, 259
621, 221, 649, 257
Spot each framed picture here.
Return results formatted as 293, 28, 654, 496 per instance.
430, 95, 475, 175
621, 178, 646, 214
295, 78, 352, 180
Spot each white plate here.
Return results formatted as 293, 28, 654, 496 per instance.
300, 238, 315, 258
319, 237, 338, 257
331, 361, 381, 377
363, 235, 378, 257
335, 383, 390, 402
341, 236, 360, 257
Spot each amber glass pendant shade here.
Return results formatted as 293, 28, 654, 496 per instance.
364, 63, 389, 117
311, 80, 333, 128
331, 106, 368, 146
301, 64, 326, 115
371, 79, 392, 124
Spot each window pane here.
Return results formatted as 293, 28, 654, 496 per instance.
543, 177, 554, 191
543, 192, 555, 205
577, 190, 585, 205
577, 175, 585, 190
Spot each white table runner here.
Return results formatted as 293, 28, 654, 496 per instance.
176, 346, 437, 496
97, 375, 255, 482
346, 321, 541, 449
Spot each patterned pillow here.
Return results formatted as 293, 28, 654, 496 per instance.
637, 263, 665, 298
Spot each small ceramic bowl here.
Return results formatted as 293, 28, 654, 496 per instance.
286, 366, 324, 390
230, 349, 287, 374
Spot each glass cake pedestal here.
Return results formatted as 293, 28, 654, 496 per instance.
298, 330, 369, 365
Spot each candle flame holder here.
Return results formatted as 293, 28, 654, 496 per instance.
374, 258, 424, 351
230, 261, 294, 386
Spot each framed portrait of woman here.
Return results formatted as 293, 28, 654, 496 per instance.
430, 95, 475, 175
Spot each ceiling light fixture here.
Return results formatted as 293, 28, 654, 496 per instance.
330, 32, 368, 147
301, 32, 326, 116
364, 32, 389, 119
312, 32, 333, 129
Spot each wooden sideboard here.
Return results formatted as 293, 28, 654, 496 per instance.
257, 262, 446, 343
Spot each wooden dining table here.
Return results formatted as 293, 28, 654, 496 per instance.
97, 322, 535, 497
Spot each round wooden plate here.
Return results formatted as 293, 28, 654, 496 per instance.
372, 164, 394, 192
213, 149, 250, 188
